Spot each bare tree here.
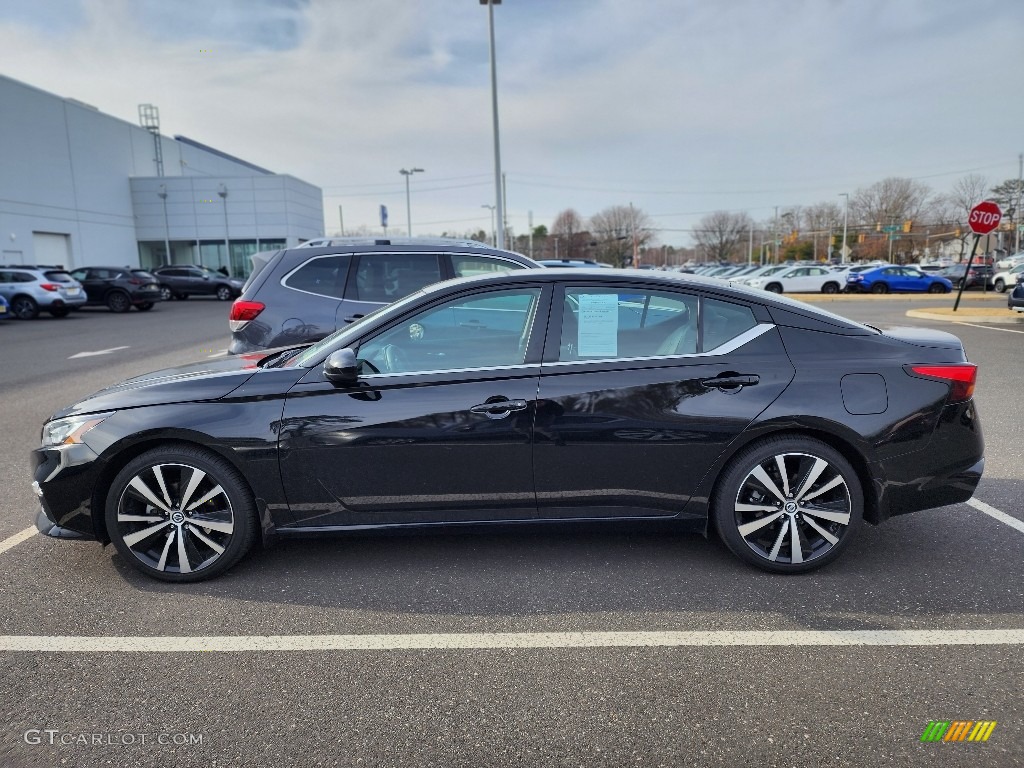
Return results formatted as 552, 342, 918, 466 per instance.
693, 211, 753, 262
850, 177, 932, 227
588, 205, 655, 266
550, 209, 586, 260
933, 174, 990, 259
800, 202, 843, 259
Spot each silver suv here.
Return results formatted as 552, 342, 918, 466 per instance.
0, 265, 87, 319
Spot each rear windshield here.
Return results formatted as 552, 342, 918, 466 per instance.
43, 271, 75, 283
132, 270, 157, 280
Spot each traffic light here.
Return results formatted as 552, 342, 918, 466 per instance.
857, 233, 866, 243
902, 220, 912, 233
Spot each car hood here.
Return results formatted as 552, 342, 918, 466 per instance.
53, 352, 273, 419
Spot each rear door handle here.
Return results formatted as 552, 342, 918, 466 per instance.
701, 374, 759, 389
470, 399, 528, 417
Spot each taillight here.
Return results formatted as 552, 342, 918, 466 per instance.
128, 278, 143, 285
908, 364, 977, 403
229, 299, 264, 332
40, 283, 59, 292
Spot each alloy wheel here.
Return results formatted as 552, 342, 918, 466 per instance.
731, 451, 853, 567
11, 296, 38, 319
107, 291, 130, 312
216, 285, 232, 301
114, 462, 236, 575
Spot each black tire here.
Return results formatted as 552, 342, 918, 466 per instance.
995, 279, 1006, 293
821, 282, 839, 295
107, 291, 131, 313
159, 286, 173, 302
956, 279, 965, 290
10, 295, 39, 320
49, 306, 71, 318
928, 283, 947, 294
712, 435, 863, 574
136, 302, 154, 311
765, 283, 783, 294
104, 446, 257, 582
175, 293, 189, 300
215, 285, 233, 301
870, 282, 889, 294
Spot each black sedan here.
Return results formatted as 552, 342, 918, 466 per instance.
32, 269, 984, 582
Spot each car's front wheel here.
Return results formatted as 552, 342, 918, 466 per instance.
10, 295, 39, 320
216, 285, 233, 301
713, 436, 863, 573
159, 286, 173, 302
928, 283, 947, 294
105, 447, 257, 582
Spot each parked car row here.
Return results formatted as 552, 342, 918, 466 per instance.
0, 263, 250, 320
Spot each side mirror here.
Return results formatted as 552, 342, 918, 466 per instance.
324, 348, 359, 385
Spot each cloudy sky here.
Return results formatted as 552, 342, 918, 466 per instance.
2, 0, 1022, 246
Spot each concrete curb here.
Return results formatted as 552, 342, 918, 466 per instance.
906, 309, 1024, 325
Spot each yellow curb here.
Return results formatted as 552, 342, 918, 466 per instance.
906, 308, 1024, 324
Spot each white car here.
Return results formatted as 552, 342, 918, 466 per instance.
992, 263, 1024, 292
746, 265, 845, 294
995, 252, 1024, 270
730, 264, 789, 285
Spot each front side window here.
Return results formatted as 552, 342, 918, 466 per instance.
353, 253, 443, 303
357, 288, 541, 374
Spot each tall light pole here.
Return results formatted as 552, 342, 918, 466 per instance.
157, 184, 171, 267
481, 204, 496, 246
399, 168, 424, 236
839, 192, 849, 264
217, 183, 229, 274
480, 0, 504, 249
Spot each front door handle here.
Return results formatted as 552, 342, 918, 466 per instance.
470, 398, 529, 418
701, 374, 759, 389
343, 314, 366, 324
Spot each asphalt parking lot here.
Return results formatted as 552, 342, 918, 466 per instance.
0, 293, 1021, 767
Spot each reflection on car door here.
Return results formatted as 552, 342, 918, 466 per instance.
278, 286, 549, 527
533, 288, 795, 520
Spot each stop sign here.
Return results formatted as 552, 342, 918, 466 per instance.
968, 200, 1002, 235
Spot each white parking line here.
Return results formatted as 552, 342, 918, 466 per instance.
967, 497, 1024, 534
206, 350, 229, 358
953, 321, 1024, 334
0, 526, 37, 556
1, 629, 1022, 653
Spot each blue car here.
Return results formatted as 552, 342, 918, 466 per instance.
846, 265, 952, 294
0, 294, 10, 320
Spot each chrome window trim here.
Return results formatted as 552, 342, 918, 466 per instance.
544, 323, 775, 368
359, 363, 543, 380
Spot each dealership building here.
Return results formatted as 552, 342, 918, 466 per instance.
0, 75, 323, 277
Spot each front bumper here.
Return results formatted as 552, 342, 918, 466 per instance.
31, 443, 104, 540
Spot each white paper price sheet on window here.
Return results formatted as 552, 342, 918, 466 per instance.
576, 293, 619, 357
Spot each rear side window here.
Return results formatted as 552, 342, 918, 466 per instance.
702, 298, 757, 352
283, 254, 351, 299
353, 253, 442, 303
12, 272, 36, 283
451, 254, 524, 277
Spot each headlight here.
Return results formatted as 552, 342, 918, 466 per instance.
41, 413, 112, 448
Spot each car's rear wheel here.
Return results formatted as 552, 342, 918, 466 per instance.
105, 447, 257, 582
175, 293, 189, 300
821, 282, 839, 294
871, 282, 888, 294
765, 283, 783, 294
995, 279, 1006, 292
10, 295, 39, 320
159, 286, 173, 302
713, 436, 863, 573
216, 285, 233, 301
107, 291, 131, 313
49, 306, 70, 318
928, 283, 947, 294
136, 302, 154, 311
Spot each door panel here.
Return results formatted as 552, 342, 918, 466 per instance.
534, 328, 795, 519
279, 372, 538, 526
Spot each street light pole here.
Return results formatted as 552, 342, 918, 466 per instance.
399, 168, 424, 236
217, 183, 229, 274
157, 184, 171, 267
481, 0, 504, 250
481, 204, 496, 246
839, 192, 849, 264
